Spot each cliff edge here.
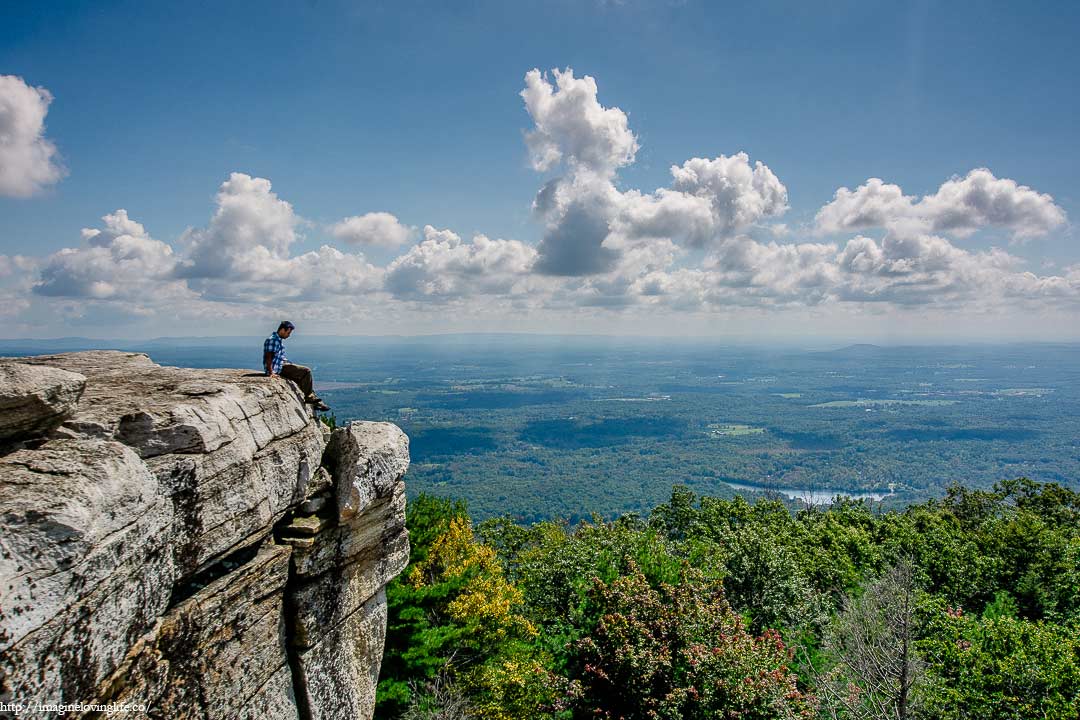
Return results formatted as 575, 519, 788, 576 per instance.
0, 351, 410, 719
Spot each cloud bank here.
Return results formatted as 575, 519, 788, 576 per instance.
12, 68, 1077, 335
512, 68, 1073, 315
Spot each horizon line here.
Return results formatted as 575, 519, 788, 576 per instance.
1, 332, 1079, 349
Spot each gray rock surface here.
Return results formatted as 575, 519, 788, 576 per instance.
283, 421, 411, 719
18, 351, 327, 578
0, 362, 85, 442
294, 590, 389, 720
286, 480, 408, 580
96, 542, 297, 720
0, 439, 174, 705
282, 479, 409, 648
0, 352, 411, 720
325, 421, 409, 522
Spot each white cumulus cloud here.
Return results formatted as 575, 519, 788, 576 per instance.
531, 170, 622, 276
814, 178, 914, 236
607, 154, 788, 251
385, 225, 538, 300
329, 212, 415, 248
250, 246, 384, 303
521, 68, 638, 175
522, 69, 790, 276
176, 175, 385, 303
667, 154, 788, 239
563, 219, 1080, 313
32, 174, 388, 311
34, 210, 186, 300
816, 169, 1066, 242
920, 168, 1066, 240
178, 173, 299, 280
0, 75, 66, 197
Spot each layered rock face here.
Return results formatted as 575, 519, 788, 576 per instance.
0, 352, 410, 720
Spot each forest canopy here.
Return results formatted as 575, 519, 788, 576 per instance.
376, 479, 1080, 719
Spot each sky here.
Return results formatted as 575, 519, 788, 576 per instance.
1, 0, 1078, 341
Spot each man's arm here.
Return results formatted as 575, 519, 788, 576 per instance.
264, 350, 277, 376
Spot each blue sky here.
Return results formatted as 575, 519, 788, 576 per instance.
1, 0, 1078, 339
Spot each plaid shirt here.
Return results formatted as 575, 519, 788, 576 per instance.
263, 333, 287, 374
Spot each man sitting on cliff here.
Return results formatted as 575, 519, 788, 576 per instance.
263, 321, 330, 412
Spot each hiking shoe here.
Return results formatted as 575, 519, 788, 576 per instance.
314, 400, 330, 412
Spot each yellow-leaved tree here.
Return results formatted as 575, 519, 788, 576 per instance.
407, 515, 558, 719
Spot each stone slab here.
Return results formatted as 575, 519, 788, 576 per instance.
0, 362, 85, 443
288, 528, 409, 648
289, 481, 407, 579
14, 352, 328, 580
294, 589, 387, 720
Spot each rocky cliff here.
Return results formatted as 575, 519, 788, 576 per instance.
0, 352, 410, 719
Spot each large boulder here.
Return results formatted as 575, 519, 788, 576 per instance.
0, 439, 174, 705
283, 482, 409, 645
293, 590, 388, 720
324, 421, 409, 522
0, 362, 85, 443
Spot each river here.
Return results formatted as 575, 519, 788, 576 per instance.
722, 480, 892, 505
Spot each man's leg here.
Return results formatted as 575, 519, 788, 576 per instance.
280, 364, 315, 399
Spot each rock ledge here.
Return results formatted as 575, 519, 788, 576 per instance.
0, 352, 410, 720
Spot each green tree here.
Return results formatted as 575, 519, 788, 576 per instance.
378, 494, 471, 716
570, 561, 815, 719
919, 608, 1080, 719
381, 481, 1080, 719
